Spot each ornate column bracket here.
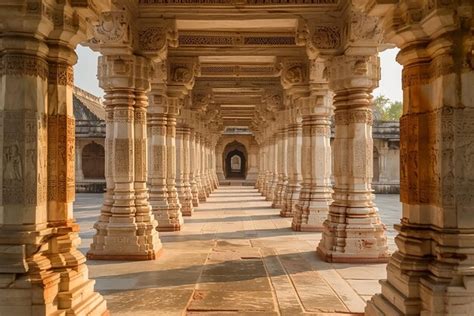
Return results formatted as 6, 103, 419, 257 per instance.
317, 54, 389, 262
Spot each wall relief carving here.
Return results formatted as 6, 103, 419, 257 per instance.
312, 25, 341, 49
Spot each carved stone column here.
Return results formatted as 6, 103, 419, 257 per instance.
256, 142, 266, 192
317, 55, 388, 263
265, 135, 278, 201
197, 133, 207, 202
366, 4, 474, 314
0, 6, 110, 311
189, 129, 200, 207
281, 120, 302, 217
272, 126, 288, 208
176, 125, 193, 216
162, 98, 184, 231
292, 86, 333, 231
202, 137, 212, 197
216, 142, 225, 183
88, 55, 162, 260
148, 87, 170, 227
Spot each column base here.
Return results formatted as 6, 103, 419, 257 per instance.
279, 209, 293, 217
87, 249, 163, 261
157, 225, 182, 232
316, 244, 390, 263
192, 199, 199, 207
291, 222, 324, 232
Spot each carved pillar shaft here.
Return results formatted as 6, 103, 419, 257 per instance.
317, 62, 388, 262
202, 137, 211, 197
272, 127, 287, 208
148, 97, 169, 224
265, 136, 278, 201
281, 122, 302, 217
197, 134, 207, 202
88, 55, 161, 260
189, 130, 199, 207
176, 125, 193, 216
161, 111, 183, 231
292, 93, 333, 231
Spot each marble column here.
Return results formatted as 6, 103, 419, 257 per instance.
216, 143, 225, 183
196, 133, 207, 202
148, 89, 170, 228
292, 92, 333, 231
0, 29, 107, 316
272, 126, 288, 208
317, 55, 388, 263
281, 121, 302, 217
202, 137, 212, 197
176, 125, 193, 216
366, 6, 474, 313
189, 130, 200, 207
263, 138, 272, 198
88, 55, 161, 260
256, 143, 266, 192
161, 99, 184, 231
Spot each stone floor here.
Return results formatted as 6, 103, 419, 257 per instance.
75, 186, 401, 316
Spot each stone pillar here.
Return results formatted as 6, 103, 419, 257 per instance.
317, 55, 388, 263
148, 88, 170, 228
0, 23, 108, 315
189, 129, 199, 207
256, 143, 266, 192
210, 145, 219, 189
292, 89, 333, 231
202, 137, 211, 197
281, 120, 302, 217
162, 99, 184, 231
176, 125, 193, 216
265, 135, 278, 201
197, 134, 207, 202
88, 55, 161, 260
366, 5, 474, 314
247, 142, 259, 183
216, 143, 225, 183
272, 126, 288, 208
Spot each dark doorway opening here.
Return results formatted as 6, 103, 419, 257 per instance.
225, 149, 246, 179
223, 141, 247, 180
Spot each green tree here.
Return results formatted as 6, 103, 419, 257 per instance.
372, 95, 402, 121
386, 101, 402, 120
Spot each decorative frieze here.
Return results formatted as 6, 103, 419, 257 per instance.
140, 0, 337, 5
0, 54, 49, 80
179, 32, 296, 47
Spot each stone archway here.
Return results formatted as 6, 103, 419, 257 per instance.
82, 141, 105, 179
223, 141, 248, 180
225, 149, 246, 179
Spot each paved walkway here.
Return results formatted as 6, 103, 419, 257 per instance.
75, 186, 401, 315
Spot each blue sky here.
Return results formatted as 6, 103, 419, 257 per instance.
74, 45, 402, 102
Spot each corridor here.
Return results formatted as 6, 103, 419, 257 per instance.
76, 187, 400, 315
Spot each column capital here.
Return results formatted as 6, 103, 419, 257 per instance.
98, 54, 152, 92
327, 54, 380, 92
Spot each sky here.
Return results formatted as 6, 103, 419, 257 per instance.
74, 45, 402, 102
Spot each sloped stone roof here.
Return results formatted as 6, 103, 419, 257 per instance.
73, 86, 105, 138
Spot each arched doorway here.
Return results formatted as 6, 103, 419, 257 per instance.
225, 149, 246, 179
82, 142, 105, 179
223, 141, 248, 180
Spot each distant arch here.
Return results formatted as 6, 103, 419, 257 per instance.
82, 142, 105, 179
223, 141, 247, 179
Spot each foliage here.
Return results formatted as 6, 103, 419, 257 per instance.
372, 95, 402, 121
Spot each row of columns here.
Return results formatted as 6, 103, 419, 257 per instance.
255, 56, 389, 263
